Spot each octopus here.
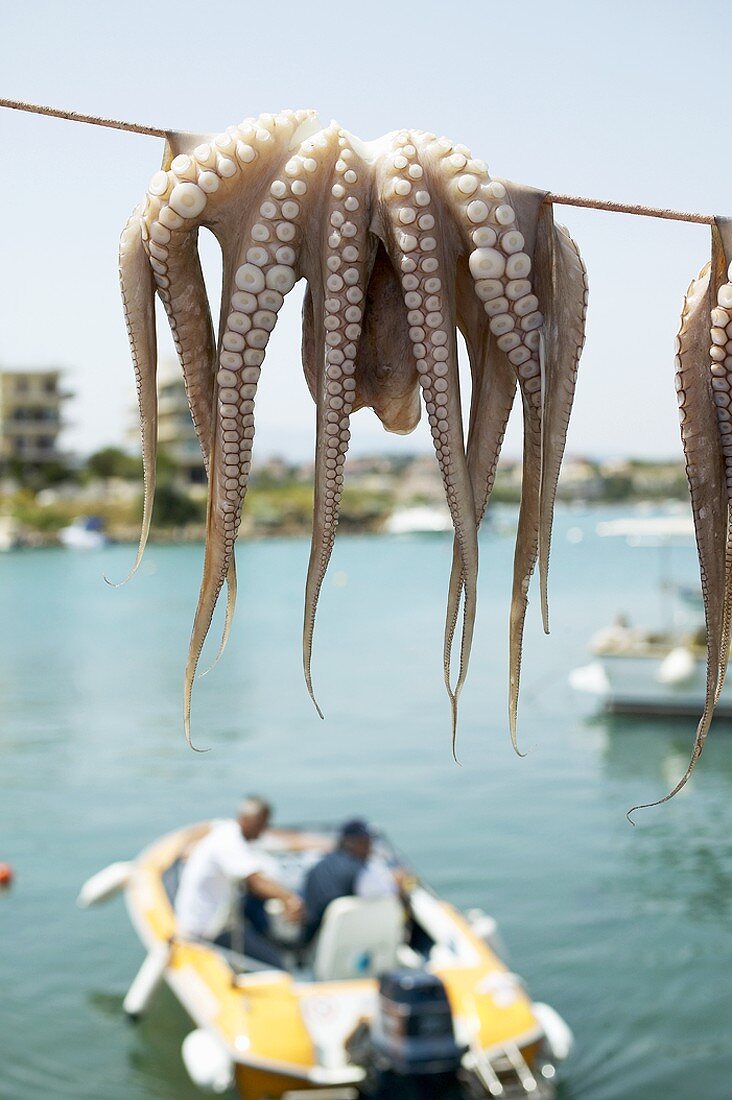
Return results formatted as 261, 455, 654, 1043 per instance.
633, 217, 732, 813
117, 109, 588, 750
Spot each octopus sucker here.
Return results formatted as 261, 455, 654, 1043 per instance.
122, 112, 588, 752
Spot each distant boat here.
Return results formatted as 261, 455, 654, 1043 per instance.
58, 516, 107, 550
570, 514, 732, 717
384, 505, 452, 535
0, 515, 21, 552
569, 626, 732, 718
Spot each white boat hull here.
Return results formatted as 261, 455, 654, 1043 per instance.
570, 653, 732, 717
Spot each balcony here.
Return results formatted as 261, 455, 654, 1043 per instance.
3, 412, 61, 429
1, 392, 68, 409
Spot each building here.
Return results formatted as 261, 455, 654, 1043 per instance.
156, 361, 206, 487
0, 368, 70, 471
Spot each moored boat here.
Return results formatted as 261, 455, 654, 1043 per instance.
79, 822, 572, 1098
383, 505, 453, 535
569, 621, 732, 717
58, 514, 107, 549
569, 513, 732, 717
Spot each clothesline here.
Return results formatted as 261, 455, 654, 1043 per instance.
0, 95, 715, 227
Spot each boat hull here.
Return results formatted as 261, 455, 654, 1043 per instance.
571, 653, 732, 718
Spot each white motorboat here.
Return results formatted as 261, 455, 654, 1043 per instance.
569, 624, 732, 717
569, 514, 732, 717
58, 515, 107, 550
383, 506, 452, 535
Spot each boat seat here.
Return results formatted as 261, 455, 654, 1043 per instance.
312, 896, 404, 982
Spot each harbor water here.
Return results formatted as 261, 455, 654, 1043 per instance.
1, 507, 731, 1099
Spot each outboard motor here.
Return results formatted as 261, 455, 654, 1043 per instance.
372, 969, 465, 1076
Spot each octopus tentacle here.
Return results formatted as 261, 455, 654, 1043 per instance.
186, 172, 328, 736
300, 213, 420, 712
629, 255, 726, 813
201, 563, 238, 678
507, 427, 542, 751
376, 132, 479, 743
302, 133, 373, 716
139, 110, 321, 740
143, 197, 241, 670
109, 209, 158, 588
707, 217, 732, 701
715, 514, 732, 702
456, 175, 546, 750
443, 262, 518, 710
155, 132, 220, 460
533, 211, 589, 633
495, 184, 548, 751
121, 131, 242, 650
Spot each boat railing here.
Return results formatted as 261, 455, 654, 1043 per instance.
464, 1035, 547, 1098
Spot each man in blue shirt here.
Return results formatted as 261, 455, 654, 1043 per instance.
302, 819, 399, 943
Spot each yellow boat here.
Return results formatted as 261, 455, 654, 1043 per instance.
79, 821, 572, 1098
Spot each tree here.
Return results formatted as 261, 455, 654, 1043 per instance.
4, 457, 79, 490
152, 484, 205, 527
85, 447, 141, 480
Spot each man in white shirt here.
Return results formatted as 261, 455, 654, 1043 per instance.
174, 796, 302, 967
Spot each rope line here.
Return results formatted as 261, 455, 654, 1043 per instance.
0, 96, 716, 226
547, 191, 711, 226
0, 96, 174, 139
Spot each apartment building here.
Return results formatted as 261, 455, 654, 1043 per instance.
0, 368, 69, 470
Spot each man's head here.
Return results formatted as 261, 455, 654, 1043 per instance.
238, 796, 272, 841
339, 818, 374, 861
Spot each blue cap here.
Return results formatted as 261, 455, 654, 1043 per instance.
340, 818, 375, 840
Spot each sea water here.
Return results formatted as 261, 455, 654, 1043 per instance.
1, 507, 731, 1099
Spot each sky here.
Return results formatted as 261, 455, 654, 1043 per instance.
0, 0, 729, 462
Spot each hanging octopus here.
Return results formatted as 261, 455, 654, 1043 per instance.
634, 218, 732, 812
117, 109, 588, 749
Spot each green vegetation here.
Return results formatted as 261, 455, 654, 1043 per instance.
5, 457, 80, 491
8, 489, 140, 534
246, 482, 392, 533
83, 447, 141, 481
152, 484, 205, 527
0, 446, 203, 544
0, 449, 694, 546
